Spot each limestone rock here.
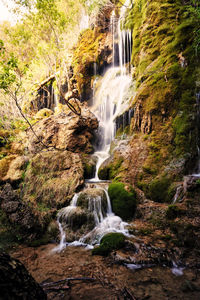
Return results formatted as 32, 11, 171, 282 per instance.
26, 103, 98, 154
0, 252, 46, 300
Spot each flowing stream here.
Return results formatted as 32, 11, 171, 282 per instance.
54, 1, 133, 252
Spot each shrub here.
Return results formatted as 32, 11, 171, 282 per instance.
108, 182, 137, 220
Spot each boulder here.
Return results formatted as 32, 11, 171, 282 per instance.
26, 103, 98, 154
0, 252, 46, 299
22, 150, 84, 208
3, 156, 29, 184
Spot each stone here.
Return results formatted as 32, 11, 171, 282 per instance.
3, 156, 29, 184
22, 150, 84, 208
77, 188, 107, 216
0, 252, 46, 300
25, 102, 98, 154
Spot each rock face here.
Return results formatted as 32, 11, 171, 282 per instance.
0, 184, 43, 240
0, 252, 46, 300
22, 150, 84, 208
26, 103, 98, 154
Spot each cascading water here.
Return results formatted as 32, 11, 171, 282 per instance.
54, 1, 133, 252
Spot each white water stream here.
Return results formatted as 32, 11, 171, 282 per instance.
54, 0, 133, 252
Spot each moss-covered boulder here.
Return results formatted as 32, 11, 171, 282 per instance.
92, 232, 126, 256
147, 177, 172, 203
108, 182, 137, 221
22, 150, 84, 209
166, 204, 182, 220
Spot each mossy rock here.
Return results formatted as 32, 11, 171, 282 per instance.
147, 177, 172, 203
59, 207, 95, 231
166, 204, 181, 220
98, 155, 124, 180
108, 182, 137, 221
77, 188, 107, 217
82, 155, 97, 179
92, 233, 126, 256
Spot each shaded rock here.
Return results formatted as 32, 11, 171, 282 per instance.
0, 252, 46, 300
82, 154, 97, 179
58, 188, 108, 242
0, 184, 43, 240
22, 150, 84, 208
108, 182, 137, 221
26, 103, 98, 154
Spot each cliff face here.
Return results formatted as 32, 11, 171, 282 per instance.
94, 0, 199, 202
123, 0, 199, 198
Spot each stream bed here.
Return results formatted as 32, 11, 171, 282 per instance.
11, 244, 200, 300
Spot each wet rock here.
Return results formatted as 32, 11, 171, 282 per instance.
26, 103, 98, 154
82, 154, 97, 179
60, 206, 95, 231
0, 183, 43, 240
0, 252, 46, 300
98, 152, 124, 181
77, 188, 107, 216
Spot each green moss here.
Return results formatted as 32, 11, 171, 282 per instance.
108, 182, 137, 220
98, 156, 124, 180
125, 0, 198, 175
92, 233, 126, 256
148, 176, 171, 203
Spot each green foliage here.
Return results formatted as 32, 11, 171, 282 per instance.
92, 233, 126, 256
108, 182, 137, 220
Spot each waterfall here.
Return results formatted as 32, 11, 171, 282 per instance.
54, 1, 133, 251
54, 187, 129, 251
